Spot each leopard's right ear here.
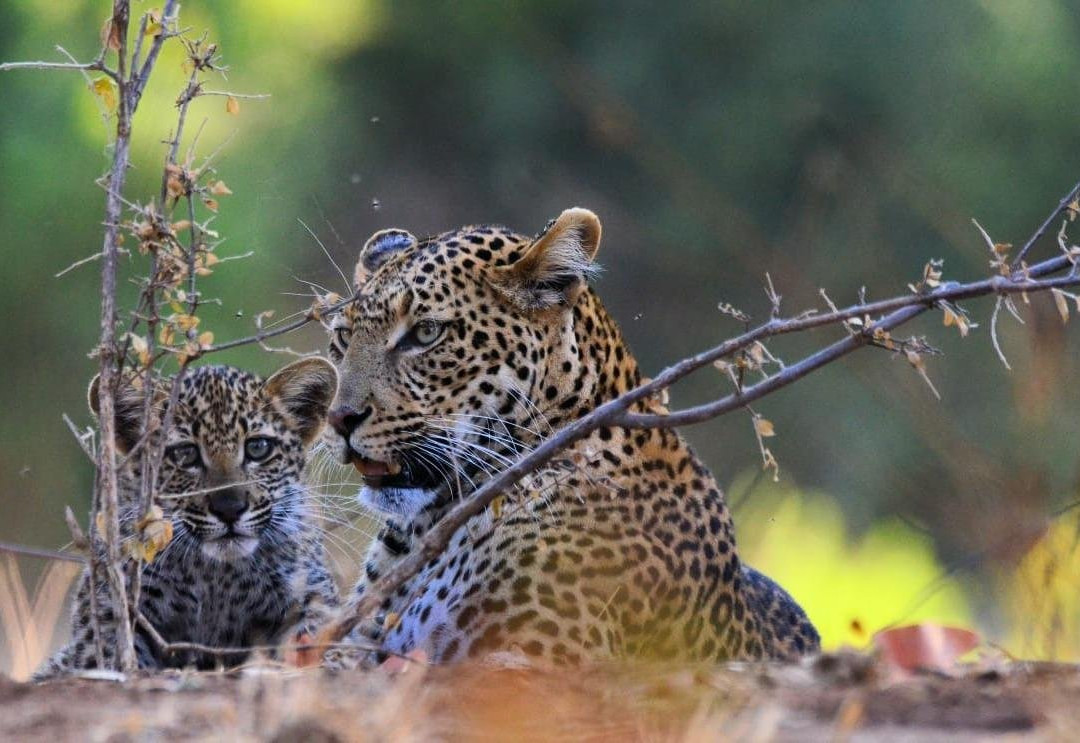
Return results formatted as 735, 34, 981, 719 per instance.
264, 357, 339, 446
490, 208, 602, 312
355, 229, 417, 287
88, 373, 158, 454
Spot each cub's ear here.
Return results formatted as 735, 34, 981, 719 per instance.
88, 373, 160, 454
490, 207, 601, 311
264, 357, 339, 445
355, 228, 417, 287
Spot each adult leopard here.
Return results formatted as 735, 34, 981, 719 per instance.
325, 208, 819, 665
35, 359, 340, 679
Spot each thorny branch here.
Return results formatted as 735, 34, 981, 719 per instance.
325, 187, 1080, 644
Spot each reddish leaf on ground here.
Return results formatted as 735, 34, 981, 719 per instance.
874, 623, 981, 677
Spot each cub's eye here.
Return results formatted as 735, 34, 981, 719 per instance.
397, 320, 444, 351
166, 443, 200, 468
333, 326, 352, 349
244, 436, 276, 462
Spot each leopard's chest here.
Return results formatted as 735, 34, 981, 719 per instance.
141, 551, 295, 647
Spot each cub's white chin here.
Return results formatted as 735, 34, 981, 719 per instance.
359, 484, 438, 519
200, 536, 259, 562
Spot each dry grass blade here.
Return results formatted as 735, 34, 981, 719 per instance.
0, 555, 81, 681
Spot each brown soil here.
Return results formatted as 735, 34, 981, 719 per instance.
2, 652, 1077, 742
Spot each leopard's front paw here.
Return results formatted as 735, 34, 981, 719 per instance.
322, 619, 386, 671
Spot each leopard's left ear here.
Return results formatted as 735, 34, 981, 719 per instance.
491, 208, 601, 311
354, 228, 417, 287
264, 357, 339, 445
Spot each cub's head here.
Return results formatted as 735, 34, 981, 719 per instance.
324, 208, 605, 513
92, 359, 337, 562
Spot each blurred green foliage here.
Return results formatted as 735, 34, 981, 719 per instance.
2, 1, 1080, 655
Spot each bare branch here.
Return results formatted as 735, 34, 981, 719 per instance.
198, 90, 271, 100
0, 540, 86, 564
0, 59, 105, 73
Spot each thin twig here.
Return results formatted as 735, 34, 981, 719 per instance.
0, 540, 86, 564
0, 58, 109, 75
199, 90, 271, 100
62, 413, 96, 462
1012, 180, 1080, 268
990, 296, 1011, 370
136, 614, 414, 663
202, 291, 358, 354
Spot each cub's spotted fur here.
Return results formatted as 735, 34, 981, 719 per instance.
35, 359, 339, 680
327, 209, 819, 665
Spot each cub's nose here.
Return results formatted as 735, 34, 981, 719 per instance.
328, 405, 371, 438
208, 488, 248, 525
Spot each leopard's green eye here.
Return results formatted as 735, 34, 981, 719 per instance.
398, 320, 443, 351
244, 436, 275, 462
167, 443, 200, 468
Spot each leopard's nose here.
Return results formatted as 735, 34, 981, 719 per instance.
328, 405, 371, 438
208, 488, 248, 525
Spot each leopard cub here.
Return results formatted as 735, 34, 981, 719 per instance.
34, 359, 340, 680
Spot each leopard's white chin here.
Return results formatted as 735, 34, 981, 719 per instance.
200, 535, 259, 562
358, 484, 438, 519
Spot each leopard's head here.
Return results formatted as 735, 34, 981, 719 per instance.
92, 358, 337, 562
324, 208, 614, 515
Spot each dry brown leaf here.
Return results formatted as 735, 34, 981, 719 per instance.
209, 180, 233, 196
166, 175, 185, 200
942, 306, 970, 336
127, 333, 151, 366
101, 17, 122, 52
129, 505, 174, 563
753, 417, 775, 437
202, 197, 219, 213
226, 96, 240, 115
173, 314, 199, 331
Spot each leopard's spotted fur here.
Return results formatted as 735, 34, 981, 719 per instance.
326, 209, 820, 665
34, 359, 340, 680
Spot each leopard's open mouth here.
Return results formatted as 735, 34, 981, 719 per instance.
346, 452, 441, 490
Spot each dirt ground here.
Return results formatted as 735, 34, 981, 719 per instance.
1, 652, 1077, 742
